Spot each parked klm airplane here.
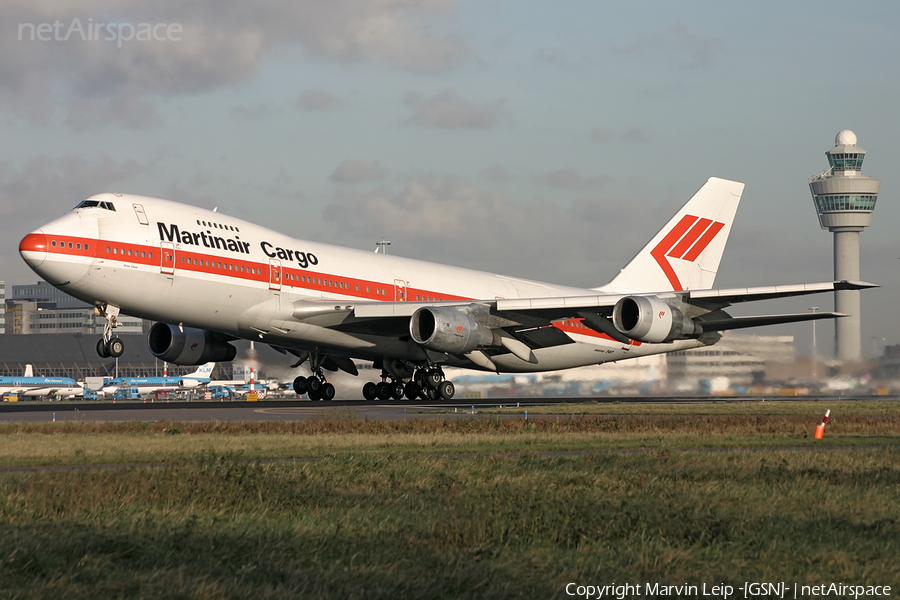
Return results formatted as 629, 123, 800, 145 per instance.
101, 362, 216, 395
0, 364, 83, 398
19, 177, 873, 401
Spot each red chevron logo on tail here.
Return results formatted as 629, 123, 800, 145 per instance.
649, 214, 725, 291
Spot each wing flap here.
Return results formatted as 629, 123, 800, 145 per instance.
697, 311, 846, 332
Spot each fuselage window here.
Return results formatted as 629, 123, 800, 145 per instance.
51, 241, 57, 247
85, 244, 89, 251
149, 252, 153, 259
113, 248, 118, 254
106, 246, 111, 253
76, 243, 81, 249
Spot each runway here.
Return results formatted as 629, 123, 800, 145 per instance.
0, 394, 892, 423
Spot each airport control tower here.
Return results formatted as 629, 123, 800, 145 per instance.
808, 130, 880, 362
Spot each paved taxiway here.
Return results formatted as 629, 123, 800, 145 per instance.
0, 395, 891, 423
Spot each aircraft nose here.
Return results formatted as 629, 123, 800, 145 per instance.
19, 230, 48, 268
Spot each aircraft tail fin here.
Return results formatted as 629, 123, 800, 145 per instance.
599, 177, 744, 294
24, 364, 33, 377
187, 362, 216, 379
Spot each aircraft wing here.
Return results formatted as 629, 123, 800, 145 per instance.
298, 280, 875, 358
685, 280, 877, 308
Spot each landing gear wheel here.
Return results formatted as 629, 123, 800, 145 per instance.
96, 338, 110, 358
320, 383, 336, 401
107, 337, 125, 358
391, 382, 405, 400
421, 386, 439, 401
414, 370, 427, 388
307, 386, 321, 401
404, 381, 421, 401
375, 381, 392, 401
438, 380, 455, 400
426, 370, 443, 388
363, 382, 377, 401
293, 376, 309, 395
307, 377, 322, 398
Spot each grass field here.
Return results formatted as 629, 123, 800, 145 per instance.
1, 404, 898, 598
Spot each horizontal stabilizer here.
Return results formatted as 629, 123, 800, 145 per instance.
697, 311, 845, 333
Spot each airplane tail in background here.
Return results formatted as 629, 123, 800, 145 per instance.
186, 362, 216, 380
599, 177, 744, 294
23, 364, 34, 377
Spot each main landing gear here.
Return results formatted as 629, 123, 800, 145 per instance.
291, 355, 336, 401
95, 305, 125, 359
361, 366, 455, 402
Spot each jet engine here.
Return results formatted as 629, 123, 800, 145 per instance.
612, 295, 699, 343
410, 306, 494, 354
148, 323, 237, 365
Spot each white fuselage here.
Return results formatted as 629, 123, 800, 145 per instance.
0, 379, 83, 398
20, 193, 704, 372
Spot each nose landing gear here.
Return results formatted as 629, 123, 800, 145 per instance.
95, 304, 124, 358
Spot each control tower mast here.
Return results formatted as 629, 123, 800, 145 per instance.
808, 130, 880, 362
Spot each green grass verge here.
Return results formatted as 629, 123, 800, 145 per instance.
472, 399, 900, 416
1, 412, 898, 598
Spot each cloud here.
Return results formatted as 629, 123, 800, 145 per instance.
296, 89, 339, 110
2, 0, 466, 128
330, 159, 391, 184
614, 23, 721, 70
478, 164, 513, 183
321, 174, 654, 285
537, 168, 611, 190
405, 89, 501, 129
0, 153, 146, 282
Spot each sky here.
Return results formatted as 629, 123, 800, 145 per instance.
1, 0, 897, 359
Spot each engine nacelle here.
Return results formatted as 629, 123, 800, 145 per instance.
410, 306, 494, 354
148, 323, 236, 365
612, 295, 699, 343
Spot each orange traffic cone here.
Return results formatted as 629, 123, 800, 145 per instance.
814, 409, 830, 439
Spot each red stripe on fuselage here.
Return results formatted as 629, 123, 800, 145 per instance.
38, 233, 633, 346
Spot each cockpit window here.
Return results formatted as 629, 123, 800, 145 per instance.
75, 200, 116, 211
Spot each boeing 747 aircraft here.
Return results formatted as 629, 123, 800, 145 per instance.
19, 177, 873, 401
